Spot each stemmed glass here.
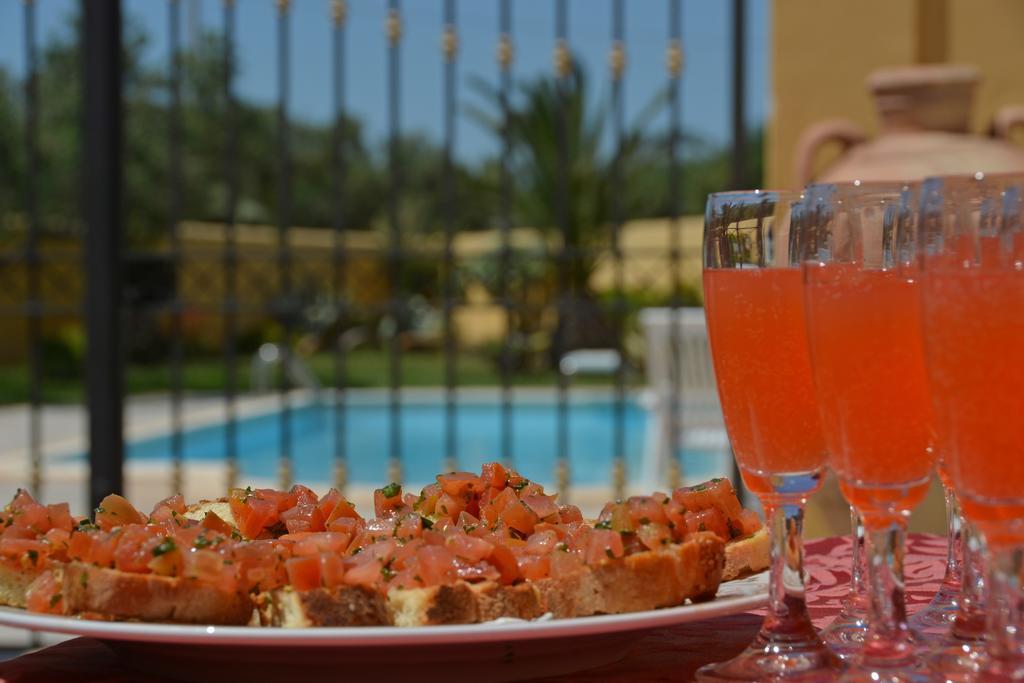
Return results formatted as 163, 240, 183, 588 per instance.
700, 190, 843, 681
799, 185, 936, 682
805, 181, 928, 659
920, 174, 1024, 680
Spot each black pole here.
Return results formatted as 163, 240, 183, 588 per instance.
83, 0, 124, 510
731, 0, 747, 190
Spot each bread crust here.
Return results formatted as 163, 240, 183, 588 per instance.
62, 562, 253, 625
723, 526, 770, 581
0, 562, 44, 608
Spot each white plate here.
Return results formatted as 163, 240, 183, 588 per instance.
0, 572, 767, 681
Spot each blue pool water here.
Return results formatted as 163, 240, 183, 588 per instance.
111, 397, 721, 485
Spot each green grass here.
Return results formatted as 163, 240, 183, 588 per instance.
0, 349, 620, 404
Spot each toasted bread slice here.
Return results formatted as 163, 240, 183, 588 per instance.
61, 562, 254, 625
0, 563, 43, 608
723, 526, 769, 581
260, 532, 725, 627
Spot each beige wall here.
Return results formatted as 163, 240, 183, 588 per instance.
769, 0, 1024, 188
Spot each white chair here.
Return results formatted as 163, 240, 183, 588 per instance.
638, 307, 731, 488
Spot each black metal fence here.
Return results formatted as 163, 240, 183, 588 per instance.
1, 0, 752, 511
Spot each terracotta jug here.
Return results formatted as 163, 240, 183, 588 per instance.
795, 64, 1024, 186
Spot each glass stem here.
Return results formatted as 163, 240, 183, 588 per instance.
952, 520, 986, 641
943, 484, 963, 587
862, 517, 915, 665
851, 506, 867, 599
759, 498, 818, 641
985, 545, 1024, 677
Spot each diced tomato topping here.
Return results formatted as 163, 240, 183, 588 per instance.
549, 548, 584, 575
283, 484, 319, 512
627, 496, 669, 527
437, 472, 484, 499
320, 553, 347, 589
316, 488, 343, 520
373, 484, 404, 518
558, 504, 584, 524
488, 543, 519, 584
517, 554, 550, 581
673, 478, 743, 524
25, 570, 62, 614
499, 501, 538, 536
585, 529, 625, 565
95, 494, 146, 531
521, 494, 559, 521
286, 554, 322, 591
201, 511, 235, 536
445, 533, 493, 563
289, 531, 351, 557
415, 545, 456, 586
524, 529, 558, 556
683, 508, 731, 542
281, 502, 326, 535
343, 555, 384, 588
737, 509, 762, 537
149, 495, 186, 525
488, 487, 517, 513
45, 503, 73, 533
229, 495, 279, 539
413, 483, 442, 515
480, 462, 508, 490
636, 522, 672, 551
434, 493, 464, 520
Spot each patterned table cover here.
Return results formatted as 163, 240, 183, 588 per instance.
0, 534, 948, 683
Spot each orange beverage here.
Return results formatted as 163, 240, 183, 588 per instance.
924, 264, 1024, 536
803, 264, 935, 519
703, 268, 827, 494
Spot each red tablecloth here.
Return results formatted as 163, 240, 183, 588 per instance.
0, 534, 948, 683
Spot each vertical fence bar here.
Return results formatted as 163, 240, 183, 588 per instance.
665, 0, 683, 490
167, 0, 185, 496
23, 0, 43, 499
731, 0, 747, 190
275, 0, 293, 488
442, 0, 458, 475
609, 0, 627, 500
553, 0, 570, 498
331, 0, 349, 491
223, 0, 240, 490
386, 0, 403, 485
497, 0, 514, 468
84, 0, 124, 509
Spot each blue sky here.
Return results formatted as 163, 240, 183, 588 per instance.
0, 0, 770, 163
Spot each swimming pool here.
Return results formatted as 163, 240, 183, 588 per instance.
114, 394, 724, 486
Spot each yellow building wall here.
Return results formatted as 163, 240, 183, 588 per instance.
769, 0, 1024, 188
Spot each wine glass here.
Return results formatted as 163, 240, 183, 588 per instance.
800, 184, 936, 682
805, 181, 922, 659
700, 190, 843, 681
919, 173, 1024, 680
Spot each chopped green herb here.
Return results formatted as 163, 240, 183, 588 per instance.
638, 517, 651, 525
413, 574, 423, 583
698, 522, 707, 532
380, 482, 402, 498
510, 480, 529, 492
94, 506, 105, 514
593, 520, 613, 530
352, 546, 364, 555
194, 534, 214, 549
49, 593, 62, 608
152, 537, 177, 557
230, 530, 243, 541
381, 565, 396, 580
605, 548, 614, 559
463, 524, 476, 534
691, 484, 708, 492
26, 550, 38, 565
420, 516, 434, 529
76, 520, 99, 532
556, 542, 569, 552
79, 571, 88, 587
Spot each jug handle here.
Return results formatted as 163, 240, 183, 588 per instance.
992, 105, 1024, 142
793, 119, 867, 186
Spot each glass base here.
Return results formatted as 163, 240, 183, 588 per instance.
908, 577, 960, 642
926, 639, 986, 683
695, 630, 843, 682
821, 600, 868, 659
837, 664, 933, 683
